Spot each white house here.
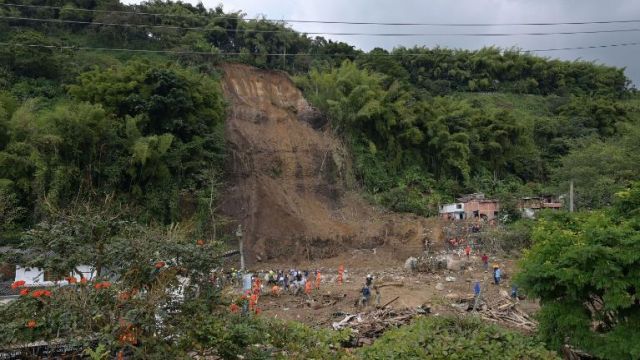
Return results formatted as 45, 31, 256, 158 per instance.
14, 265, 97, 286
439, 203, 465, 220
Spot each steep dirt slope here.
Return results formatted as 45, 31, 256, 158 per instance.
220, 63, 438, 265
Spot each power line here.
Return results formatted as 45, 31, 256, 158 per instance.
527, 42, 640, 52
3, 15, 640, 37
2, 2, 640, 27
1, 41, 638, 56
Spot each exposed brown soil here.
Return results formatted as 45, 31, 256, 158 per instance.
219, 63, 439, 265
232, 252, 538, 335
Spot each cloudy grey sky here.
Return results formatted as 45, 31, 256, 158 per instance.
130, 0, 640, 85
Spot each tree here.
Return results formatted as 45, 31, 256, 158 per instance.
551, 124, 640, 210
516, 182, 640, 359
0, 180, 25, 234
0, 30, 67, 79
557, 96, 629, 137
0, 199, 227, 357
66, 60, 227, 222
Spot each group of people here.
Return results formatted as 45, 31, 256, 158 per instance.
228, 266, 352, 315
250, 269, 324, 297
477, 251, 502, 284
227, 252, 511, 317
473, 252, 517, 306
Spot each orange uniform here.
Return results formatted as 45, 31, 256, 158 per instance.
337, 265, 344, 285
249, 294, 258, 311
304, 280, 312, 295
253, 278, 262, 296
315, 272, 321, 289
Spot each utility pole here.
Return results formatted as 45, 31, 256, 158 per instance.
569, 180, 574, 213
282, 38, 287, 70
284, 44, 287, 70
236, 224, 245, 271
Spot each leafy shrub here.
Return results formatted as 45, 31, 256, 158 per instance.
516, 182, 640, 359
0, 202, 227, 357
358, 315, 558, 359
182, 306, 352, 359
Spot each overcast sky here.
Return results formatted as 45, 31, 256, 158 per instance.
128, 0, 640, 85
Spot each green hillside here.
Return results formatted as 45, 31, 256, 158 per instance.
1, 0, 638, 230
1, 1, 640, 358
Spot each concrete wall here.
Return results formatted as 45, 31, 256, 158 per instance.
440, 203, 464, 213
464, 200, 500, 220
15, 266, 46, 285
74, 265, 96, 281
440, 203, 466, 220
15, 265, 97, 286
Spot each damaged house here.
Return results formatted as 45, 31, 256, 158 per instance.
439, 193, 500, 221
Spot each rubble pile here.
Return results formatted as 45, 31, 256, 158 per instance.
451, 292, 537, 331
331, 306, 428, 346
479, 296, 537, 331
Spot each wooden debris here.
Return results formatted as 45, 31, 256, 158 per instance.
380, 296, 399, 309
473, 295, 536, 331
450, 292, 537, 331
376, 282, 404, 288
331, 307, 420, 345
561, 344, 594, 360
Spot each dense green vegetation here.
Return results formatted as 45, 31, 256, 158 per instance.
1, 0, 638, 225
516, 182, 640, 359
0, 59, 226, 237
1, 0, 639, 358
295, 61, 638, 215
359, 316, 558, 359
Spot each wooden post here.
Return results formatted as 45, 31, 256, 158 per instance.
239, 237, 245, 271
569, 180, 574, 213
381, 296, 400, 309
236, 225, 245, 271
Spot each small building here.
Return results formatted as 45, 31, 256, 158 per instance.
439, 203, 465, 220
0, 247, 97, 287
14, 265, 96, 286
519, 196, 563, 218
440, 193, 500, 221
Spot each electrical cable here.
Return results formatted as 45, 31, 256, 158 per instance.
2, 15, 640, 37
1, 41, 638, 55
2, 2, 640, 27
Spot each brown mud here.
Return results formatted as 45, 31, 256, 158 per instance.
219, 63, 439, 265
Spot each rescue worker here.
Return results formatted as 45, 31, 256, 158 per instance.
481, 254, 489, 271
249, 293, 258, 312
493, 264, 502, 285
315, 270, 321, 290
304, 278, 312, 298
361, 285, 371, 307
337, 265, 344, 285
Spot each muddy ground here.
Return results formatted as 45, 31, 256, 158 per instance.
228, 249, 537, 333
219, 63, 439, 265
216, 63, 536, 337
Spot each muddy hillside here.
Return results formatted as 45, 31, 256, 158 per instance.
219, 63, 438, 265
